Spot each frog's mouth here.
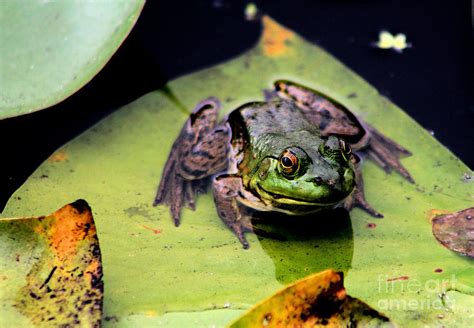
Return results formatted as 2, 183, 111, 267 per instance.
256, 184, 344, 207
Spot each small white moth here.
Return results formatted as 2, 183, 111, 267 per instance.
374, 30, 412, 53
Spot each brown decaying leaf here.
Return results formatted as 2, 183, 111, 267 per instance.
13, 200, 103, 326
230, 269, 394, 327
432, 207, 474, 258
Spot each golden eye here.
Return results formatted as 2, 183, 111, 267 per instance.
280, 149, 299, 175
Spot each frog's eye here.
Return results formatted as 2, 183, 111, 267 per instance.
279, 149, 300, 176
339, 139, 352, 162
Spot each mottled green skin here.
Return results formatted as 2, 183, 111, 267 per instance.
228, 100, 355, 214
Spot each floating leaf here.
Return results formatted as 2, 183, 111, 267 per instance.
432, 207, 474, 258
2, 16, 474, 326
230, 269, 393, 327
0, 0, 145, 119
0, 200, 103, 326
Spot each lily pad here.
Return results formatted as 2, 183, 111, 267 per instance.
0, 200, 103, 326
230, 269, 393, 327
0, 0, 145, 119
2, 16, 474, 326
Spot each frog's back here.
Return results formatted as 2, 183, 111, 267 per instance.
228, 100, 317, 143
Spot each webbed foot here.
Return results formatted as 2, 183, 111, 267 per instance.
154, 97, 227, 225
364, 123, 414, 183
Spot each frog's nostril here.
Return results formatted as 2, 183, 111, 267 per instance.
327, 179, 336, 186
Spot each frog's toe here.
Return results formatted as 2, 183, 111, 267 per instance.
238, 233, 250, 249
367, 145, 414, 183
364, 124, 414, 183
227, 219, 253, 249
346, 168, 384, 218
355, 198, 384, 218
344, 190, 382, 218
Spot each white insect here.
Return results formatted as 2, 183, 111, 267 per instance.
374, 31, 411, 53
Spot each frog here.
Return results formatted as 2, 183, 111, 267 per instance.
153, 80, 413, 248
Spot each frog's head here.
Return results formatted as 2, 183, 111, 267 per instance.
250, 135, 356, 214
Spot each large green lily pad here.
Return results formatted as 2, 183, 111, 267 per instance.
2, 16, 473, 326
0, 0, 145, 119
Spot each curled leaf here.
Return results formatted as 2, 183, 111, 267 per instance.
0, 200, 103, 326
230, 269, 393, 327
432, 207, 474, 258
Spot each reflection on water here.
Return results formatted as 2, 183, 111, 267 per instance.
252, 208, 353, 284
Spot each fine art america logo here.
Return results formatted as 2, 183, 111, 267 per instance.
377, 274, 457, 311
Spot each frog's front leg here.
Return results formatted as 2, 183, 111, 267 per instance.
344, 165, 383, 218
154, 97, 229, 225
212, 175, 253, 249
